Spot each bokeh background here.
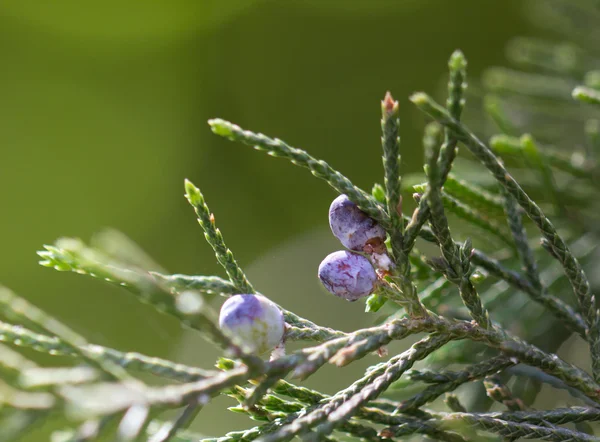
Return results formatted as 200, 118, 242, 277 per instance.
0, 0, 549, 437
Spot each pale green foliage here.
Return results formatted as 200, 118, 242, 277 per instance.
0, 1, 600, 440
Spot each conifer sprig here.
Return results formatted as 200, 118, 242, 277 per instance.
381, 91, 403, 261
185, 180, 255, 294
425, 117, 490, 329
401, 49, 468, 261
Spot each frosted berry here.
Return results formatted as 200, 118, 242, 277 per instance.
329, 194, 386, 251
318, 250, 378, 301
219, 294, 285, 354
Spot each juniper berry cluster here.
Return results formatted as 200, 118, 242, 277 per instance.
318, 195, 390, 302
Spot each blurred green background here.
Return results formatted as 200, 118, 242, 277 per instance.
0, 0, 540, 437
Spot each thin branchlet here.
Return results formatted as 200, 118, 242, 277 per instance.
0, 320, 215, 382
401, 50, 468, 263
501, 189, 585, 337
258, 335, 452, 442
433, 190, 514, 248
184, 180, 255, 294
381, 92, 404, 262
439, 50, 468, 183
39, 240, 344, 344
0, 287, 133, 383
397, 356, 515, 412
440, 413, 599, 441
425, 120, 491, 329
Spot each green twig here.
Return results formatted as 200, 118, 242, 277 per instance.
381, 92, 403, 261
184, 180, 254, 294
425, 127, 490, 329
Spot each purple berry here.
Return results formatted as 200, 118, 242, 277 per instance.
318, 250, 378, 301
219, 294, 285, 354
329, 194, 386, 251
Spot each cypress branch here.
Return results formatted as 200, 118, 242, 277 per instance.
185, 180, 255, 294
410, 91, 600, 380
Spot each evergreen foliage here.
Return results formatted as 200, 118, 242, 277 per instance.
3, 0, 600, 440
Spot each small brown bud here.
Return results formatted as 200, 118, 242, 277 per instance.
382, 91, 399, 116
379, 429, 395, 439
363, 237, 387, 255
377, 345, 388, 357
